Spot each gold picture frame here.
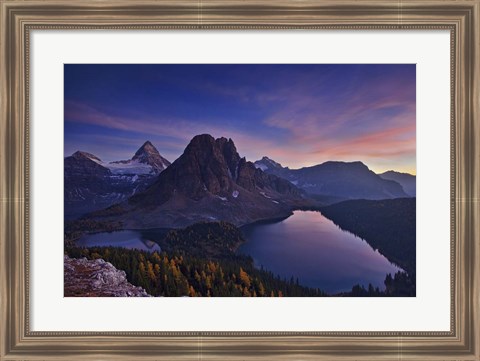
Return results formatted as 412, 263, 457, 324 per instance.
1, 0, 479, 359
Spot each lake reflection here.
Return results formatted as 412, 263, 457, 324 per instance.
239, 210, 402, 294
77, 230, 162, 253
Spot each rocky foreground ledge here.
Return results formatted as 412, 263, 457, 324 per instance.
64, 255, 150, 297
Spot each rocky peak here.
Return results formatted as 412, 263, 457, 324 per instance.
185, 133, 215, 147
169, 134, 241, 198
260, 156, 284, 168
130, 141, 171, 173
253, 156, 290, 178
133, 140, 157, 160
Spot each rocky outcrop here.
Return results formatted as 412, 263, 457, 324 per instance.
64, 255, 150, 297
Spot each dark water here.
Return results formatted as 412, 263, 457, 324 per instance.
238, 210, 402, 293
77, 229, 166, 253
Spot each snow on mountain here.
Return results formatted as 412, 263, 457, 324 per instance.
132, 141, 171, 172
255, 163, 268, 171
108, 141, 171, 175
106, 160, 155, 175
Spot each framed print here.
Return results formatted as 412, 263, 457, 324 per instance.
63, 63, 416, 299
1, 0, 479, 360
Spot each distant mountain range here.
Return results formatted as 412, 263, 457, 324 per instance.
378, 170, 416, 196
254, 156, 410, 200
64, 141, 170, 219
88, 134, 310, 228
67, 135, 416, 227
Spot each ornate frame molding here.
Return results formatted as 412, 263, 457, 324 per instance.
1, 1, 478, 360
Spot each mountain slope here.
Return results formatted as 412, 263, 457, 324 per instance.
379, 170, 416, 196
92, 134, 310, 228
254, 157, 408, 200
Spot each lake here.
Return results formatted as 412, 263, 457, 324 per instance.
238, 210, 402, 294
76, 229, 164, 253
76, 211, 402, 294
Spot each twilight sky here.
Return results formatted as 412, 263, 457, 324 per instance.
64, 64, 416, 174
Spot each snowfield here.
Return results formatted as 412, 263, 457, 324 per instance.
254, 163, 268, 171
106, 160, 154, 175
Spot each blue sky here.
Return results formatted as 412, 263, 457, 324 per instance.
64, 64, 416, 174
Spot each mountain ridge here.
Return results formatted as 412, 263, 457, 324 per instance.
254, 157, 409, 200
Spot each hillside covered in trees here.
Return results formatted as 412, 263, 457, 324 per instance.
159, 221, 245, 259
319, 198, 416, 296
320, 198, 416, 274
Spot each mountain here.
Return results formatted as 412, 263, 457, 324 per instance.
254, 156, 288, 175
64, 142, 169, 219
90, 134, 310, 229
379, 170, 416, 196
65, 151, 111, 177
108, 141, 171, 175
254, 157, 408, 200
65, 151, 119, 219
71, 151, 103, 164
